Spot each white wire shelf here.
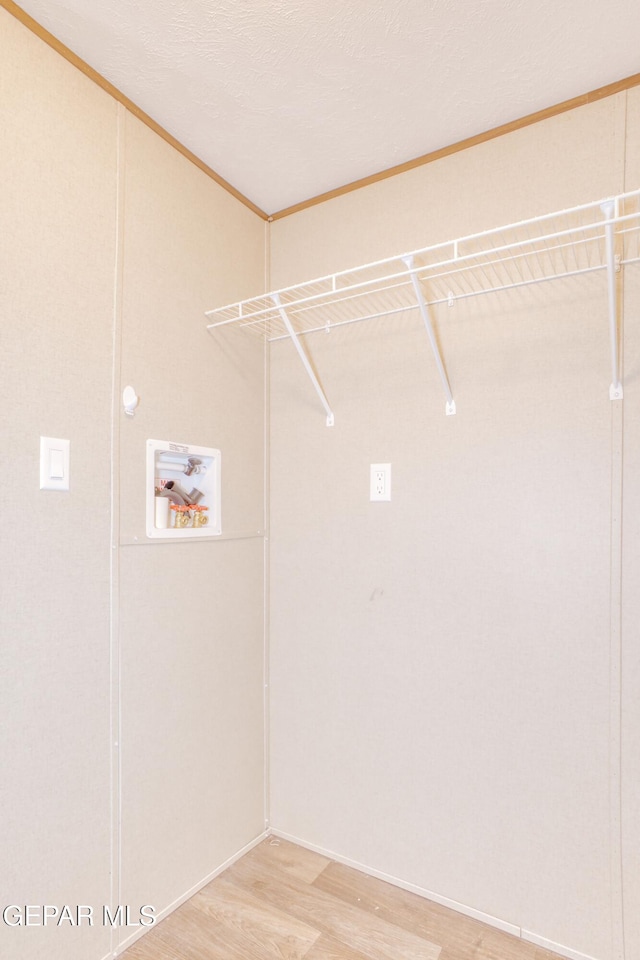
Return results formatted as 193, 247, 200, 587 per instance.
206, 190, 640, 422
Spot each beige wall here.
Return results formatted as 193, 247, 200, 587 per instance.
116, 112, 267, 951
0, 10, 266, 960
0, 11, 115, 959
269, 93, 637, 960
3, 6, 639, 960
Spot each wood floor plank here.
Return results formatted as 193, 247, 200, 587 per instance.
439, 927, 551, 960
314, 862, 561, 960
154, 897, 283, 960
246, 837, 332, 884
302, 933, 379, 960
313, 861, 483, 953
437, 937, 538, 960
120, 839, 565, 960
117, 930, 180, 960
191, 874, 320, 959
226, 853, 440, 960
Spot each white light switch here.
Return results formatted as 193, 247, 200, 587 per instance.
49, 448, 64, 479
40, 437, 70, 491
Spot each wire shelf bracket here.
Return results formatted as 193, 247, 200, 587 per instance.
272, 293, 335, 426
206, 189, 640, 422
402, 255, 456, 415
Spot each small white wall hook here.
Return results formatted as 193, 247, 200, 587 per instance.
122, 385, 139, 417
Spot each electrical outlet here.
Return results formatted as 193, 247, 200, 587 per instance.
370, 463, 391, 501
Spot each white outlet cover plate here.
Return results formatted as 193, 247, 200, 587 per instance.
370, 463, 391, 501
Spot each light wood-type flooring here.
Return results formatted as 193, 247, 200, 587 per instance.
121, 837, 563, 960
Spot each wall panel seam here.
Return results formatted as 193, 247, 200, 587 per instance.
263, 216, 272, 829
608, 89, 627, 960
110, 100, 126, 960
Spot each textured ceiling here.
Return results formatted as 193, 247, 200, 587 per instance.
13, 0, 640, 214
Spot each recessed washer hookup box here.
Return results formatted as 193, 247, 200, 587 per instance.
146, 439, 221, 539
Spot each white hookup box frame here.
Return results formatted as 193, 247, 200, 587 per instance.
146, 439, 221, 539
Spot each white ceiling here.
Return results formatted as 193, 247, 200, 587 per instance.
14, 0, 640, 215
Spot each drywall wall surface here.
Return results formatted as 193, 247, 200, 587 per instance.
0, 9, 115, 960
118, 539, 265, 925
621, 278, 640, 960
118, 112, 266, 544
0, 8, 267, 958
268, 96, 630, 960
270, 94, 623, 287
621, 84, 640, 960
116, 112, 266, 949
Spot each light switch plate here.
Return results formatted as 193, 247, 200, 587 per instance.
40, 437, 70, 491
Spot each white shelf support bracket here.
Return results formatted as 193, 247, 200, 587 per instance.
272, 293, 335, 426
601, 200, 623, 401
402, 256, 456, 415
